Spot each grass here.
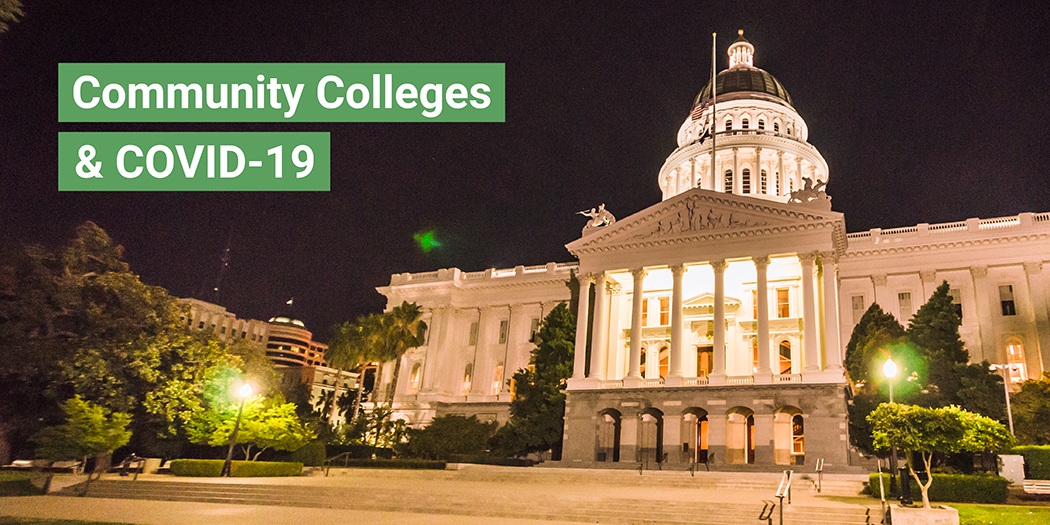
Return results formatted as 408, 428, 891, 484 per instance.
956, 503, 1050, 525
0, 472, 44, 497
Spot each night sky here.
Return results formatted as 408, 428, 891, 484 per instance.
2, 1, 1048, 341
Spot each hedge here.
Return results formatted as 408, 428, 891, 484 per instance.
869, 473, 1009, 504
287, 442, 326, 467
447, 454, 536, 467
1006, 446, 1050, 480
330, 458, 445, 470
170, 460, 303, 477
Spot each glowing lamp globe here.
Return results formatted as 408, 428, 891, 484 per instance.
238, 383, 253, 399
883, 358, 898, 379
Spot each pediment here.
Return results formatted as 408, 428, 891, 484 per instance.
566, 188, 844, 255
683, 292, 741, 308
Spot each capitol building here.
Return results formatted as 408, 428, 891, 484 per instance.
376, 33, 1050, 470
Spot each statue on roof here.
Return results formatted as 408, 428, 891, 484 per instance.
578, 204, 616, 234
788, 175, 832, 210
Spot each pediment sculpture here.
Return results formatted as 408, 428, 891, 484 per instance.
788, 175, 832, 210
578, 204, 616, 234
629, 197, 770, 241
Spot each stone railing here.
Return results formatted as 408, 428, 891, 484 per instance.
388, 261, 579, 286
682, 377, 710, 386
845, 212, 1047, 246
774, 373, 802, 383
726, 375, 756, 385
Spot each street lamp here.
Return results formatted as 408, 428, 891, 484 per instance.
882, 356, 911, 505
989, 364, 1016, 436
220, 382, 253, 477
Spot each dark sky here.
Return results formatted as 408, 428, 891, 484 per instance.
2, 1, 1049, 341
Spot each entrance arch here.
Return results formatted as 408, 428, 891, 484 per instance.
774, 406, 803, 465
727, 407, 755, 464
682, 407, 709, 464
639, 408, 664, 464
596, 409, 621, 462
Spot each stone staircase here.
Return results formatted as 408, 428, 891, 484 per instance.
58, 469, 875, 525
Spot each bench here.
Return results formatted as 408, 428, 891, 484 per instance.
1023, 479, 1050, 495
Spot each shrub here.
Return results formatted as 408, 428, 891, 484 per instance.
0, 472, 44, 496
324, 444, 394, 460
447, 454, 535, 467
398, 415, 497, 460
170, 459, 303, 477
869, 473, 1009, 504
1006, 446, 1050, 480
287, 442, 326, 467
331, 458, 445, 469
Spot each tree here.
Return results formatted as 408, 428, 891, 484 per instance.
868, 403, 1013, 509
491, 303, 575, 458
399, 415, 497, 460
186, 370, 314, 460
845, 303, 907, 386
32, 396, 131, 489
374, 302, 424, 409
907, 281, 968, 404
325, 320, 375, 425
0, 0, 23, 34
1013, 372, 1050, 445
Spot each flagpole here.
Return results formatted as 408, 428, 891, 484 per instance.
710, 32, 717, 191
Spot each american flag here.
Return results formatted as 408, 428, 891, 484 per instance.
690, 99, 710, 122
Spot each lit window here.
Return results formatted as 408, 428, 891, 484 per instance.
742, 168, 751, 193
1006, 340, 1028, 382
851, 295, 865, 325
752, 289, 758, 319
461, 363, 473, 395
659, 348, 669, 378
640, 349, 647, 377
498, 320, 509, 344
949, 288, 963, 318
469, 321, 479, 345
777, 288, 790, 318
408, 363, 422, 394
641, 298, 649, 326
724, 169, 733, 193
491, 363, 504, 395
752, 339, 759, 373
791, 415, 804, 455
898, 292, 912, 322
1000, 285, 1016, 316
779, 341, 792, 374
659, 297, 669, 325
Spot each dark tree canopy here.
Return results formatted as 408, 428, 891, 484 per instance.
1013, 372, 1050, 445
908, 281, 968, 403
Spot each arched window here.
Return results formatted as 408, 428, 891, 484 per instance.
596, 409, 621, 462
1006, 337, 1028, 382
696, 346, 713, 377
792, 415, 805, 456
742, 168, 751, 194
779, 341, 792, 374
408, 363, 422, 394
659, 347, 670, 378
742, 118, 750, 129
725, 118, 733, 131
787, 126, 793, 136
461, 363, 473, 395
724, 169, 733, 193
773, 407, 804, 465
758, 119, 765, 130
760, 170, 768, 194
774, 122, 780, 133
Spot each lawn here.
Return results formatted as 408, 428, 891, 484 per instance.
956, 503, 1050, 525
0, 472, 44, 497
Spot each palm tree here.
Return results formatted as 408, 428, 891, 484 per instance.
376, 301, 424, 410
325, 321, 370, 426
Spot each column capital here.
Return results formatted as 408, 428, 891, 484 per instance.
798, 252, 817, 266
818, 250, 837, 264
607, 281, 623, 295
690, 157, 697, 166
631, 268, 648, 280
508, 303, 524, 313
872, 273, 888, 287
970, 265, 989, 279
919, 269, 937, 283
670, 264, 686, 277
753, 256, 771, 269
711, 259, 728, 272
577, 272, 594, 285
594, 271, 608, 285
777, 150, 784, 158
732, 147, 739, 153
1024, 261, 1043, 275
754, 146, 762, 153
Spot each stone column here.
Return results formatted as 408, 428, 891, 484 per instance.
570, 274, 592, 382
710, 260, 728, 385
920, 269, 938, 300
872, 273, 889, 309
777, 151, 785, 196
607, 282, 625, 379
754, 257, 772, 383
754, 147, 762, 194
795, 157, 803, 192
732, 148, 740, 194
625, 268, 647, 385
667, 265, 686, 386
820, 251, 844, 372
469, 306, 494, 396
690, 157, 698, 189
590, 272, 609, 381
1024, 261, 1050, 374
971, 265, 998, 363
421, 306, 450, 392
800, 252, 820, 373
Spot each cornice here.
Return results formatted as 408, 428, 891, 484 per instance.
843, 232, 1050, 259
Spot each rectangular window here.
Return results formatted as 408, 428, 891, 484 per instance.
659, 297, 670, 325
949, 288, 963, 319
752, 289, 758, 319
898, 292, 912, 322
529, 318, 540, 343
491, 365, 504, 395
469, 321, 479, 346
851, 295, 865, 325
641, 297, 648, 326
1000, 285, 1016, 316
777, 288, 790, 318
696, 346, 713, 377
498, 320, 509, 345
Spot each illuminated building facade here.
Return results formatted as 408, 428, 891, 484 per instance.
377, 33, 1050, 469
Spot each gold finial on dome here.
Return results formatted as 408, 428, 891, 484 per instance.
738, 29, 744, 36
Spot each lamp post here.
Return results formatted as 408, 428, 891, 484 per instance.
220, 382, 253, 477
989, 364, 1016, 436
883, 357, 911, 505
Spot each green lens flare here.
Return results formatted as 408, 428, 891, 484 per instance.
414, 230, 442, 253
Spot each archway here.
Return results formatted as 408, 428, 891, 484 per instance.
640, 408, 664, 465
682, 408, 709, 464
596, 409, 621, 462
726, 407, 755, 464
774, 406, 803, 465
